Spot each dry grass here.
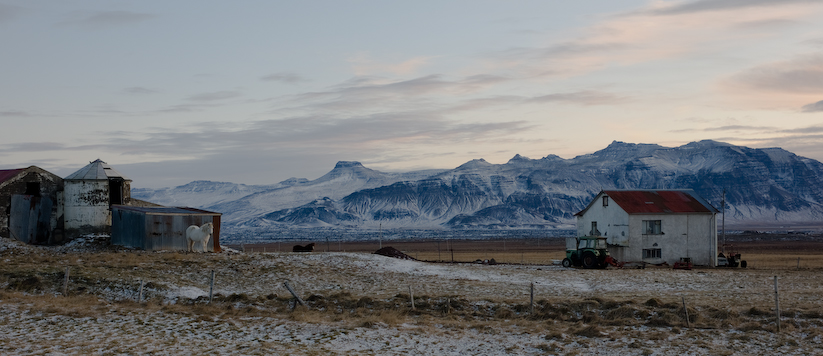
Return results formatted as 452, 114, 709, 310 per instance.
2, 236, 823, 354
3, 280, 812, 339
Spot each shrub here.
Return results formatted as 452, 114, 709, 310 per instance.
571, 325, 605, 338
644, 298, 662, 307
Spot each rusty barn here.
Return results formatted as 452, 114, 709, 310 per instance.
0, 166, 64, 244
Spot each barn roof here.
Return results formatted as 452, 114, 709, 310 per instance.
576, 189, 718, 216
0, 168, 25, 185
65, 159, 131, 181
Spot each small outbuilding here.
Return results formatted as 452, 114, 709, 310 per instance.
63, 159, 132, 237
575, 189, 718, 266
0, 166, 64, 244
111, 205, 222, 252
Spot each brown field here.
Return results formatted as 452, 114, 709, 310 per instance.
230, 238, 569, 264
230, 233, 823, 268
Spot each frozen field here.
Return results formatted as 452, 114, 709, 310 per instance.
0, 236, 821, 355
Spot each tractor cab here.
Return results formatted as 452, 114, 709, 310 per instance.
562, 236, 615, 269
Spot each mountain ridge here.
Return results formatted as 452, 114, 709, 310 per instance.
132, 140, 823, 237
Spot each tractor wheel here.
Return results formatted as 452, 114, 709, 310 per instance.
562, 258, 572, 268
741, 260, 747, 268
582, 252, 597, 269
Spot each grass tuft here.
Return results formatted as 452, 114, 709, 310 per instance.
571, 324, 606, 338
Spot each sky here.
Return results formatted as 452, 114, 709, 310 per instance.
2, 0, 823, 188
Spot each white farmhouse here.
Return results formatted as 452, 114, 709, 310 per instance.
575, 190, 719, 266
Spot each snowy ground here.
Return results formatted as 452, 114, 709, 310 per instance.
0, 237, 821, 355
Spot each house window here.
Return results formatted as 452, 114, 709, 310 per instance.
590, 222, 601, 236
643, 220, 662, 235
602, 196, 609, 206
643, 248, 662, 259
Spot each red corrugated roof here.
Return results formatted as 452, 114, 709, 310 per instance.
0, 168, 25, 185
604, 190, 713, 214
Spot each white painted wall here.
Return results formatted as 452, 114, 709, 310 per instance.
64, 180, 111, 233
575, 193, 630, 244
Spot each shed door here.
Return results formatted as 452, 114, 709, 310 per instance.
9, 194, 52, 244
109, 179, 123, 205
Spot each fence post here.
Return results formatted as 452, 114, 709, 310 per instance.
774, 276, 781, 333
283, 281, 308, 309
208, 270, 215, 304
138, 280, 144, 303
409, 285, 415, 310
682, 296, 690, 328
530, 282, 534, 315
63, 266, 70, 296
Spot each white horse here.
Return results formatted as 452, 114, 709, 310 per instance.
186, 222, 214, 252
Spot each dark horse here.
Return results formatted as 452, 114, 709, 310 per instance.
292, 243, 315, 252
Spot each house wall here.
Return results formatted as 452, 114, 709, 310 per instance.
575, 194, 630, 243
64, 180, 111, 236
618, 213, 716, 266
575, 194, 632, 262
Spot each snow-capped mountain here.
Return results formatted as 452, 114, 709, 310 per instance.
131, 180, 281, 208
132, 140, 823, 235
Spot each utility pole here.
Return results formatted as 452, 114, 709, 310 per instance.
721, 189, 726, 255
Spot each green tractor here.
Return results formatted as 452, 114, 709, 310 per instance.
562, 236, 620, 269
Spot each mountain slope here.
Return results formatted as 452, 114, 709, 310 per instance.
133, 161, 447, 225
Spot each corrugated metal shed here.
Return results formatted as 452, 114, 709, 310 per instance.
65, 159, 130, 181
9, 195, 53, 244
111, 205, 222, 252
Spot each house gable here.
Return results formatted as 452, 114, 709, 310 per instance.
575, 191, 630, 246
